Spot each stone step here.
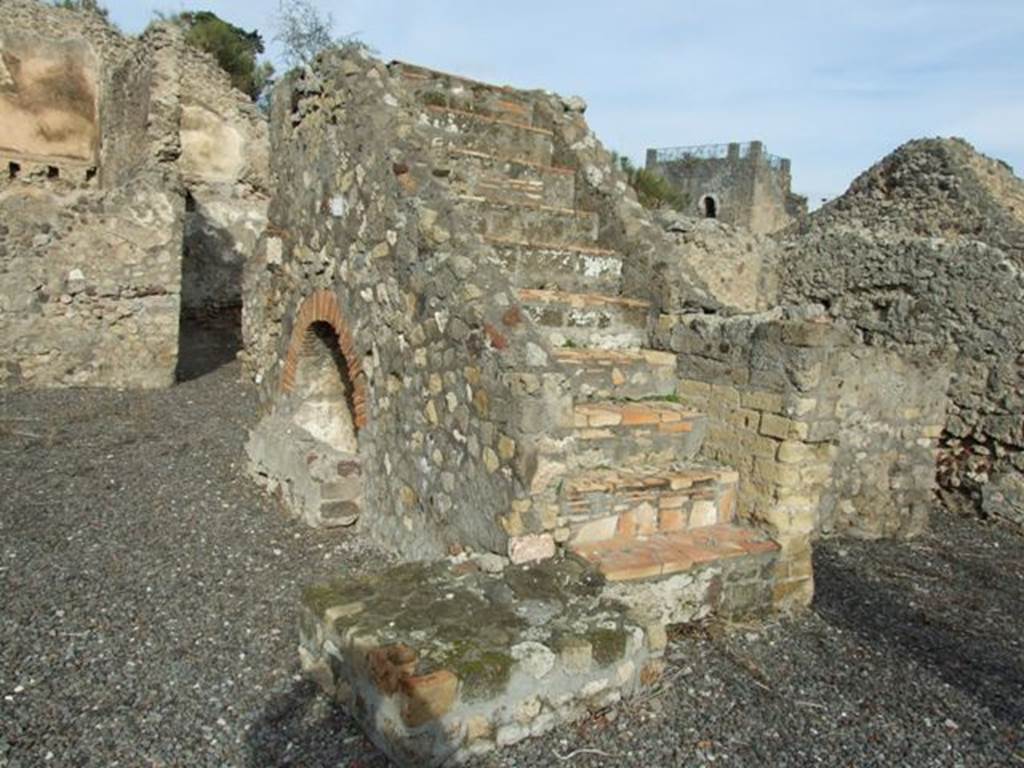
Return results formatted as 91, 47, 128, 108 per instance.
571, 524, 779, 583
517, 288, 650, 350
393, 59, 535, 123
553, 347, 679, 400
421, 106, 553, 166
299, 557, 666, 767
487, 238, 623, 294
560, 464, 739, 546
435, 147, 575, 208
461, 197, 599, 246
572, 400, 707, 467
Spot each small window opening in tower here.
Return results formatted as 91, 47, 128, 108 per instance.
8, 162, 20, 179
47, 166, 59, 179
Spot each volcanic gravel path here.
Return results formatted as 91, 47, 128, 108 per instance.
1, 358, 1021, 767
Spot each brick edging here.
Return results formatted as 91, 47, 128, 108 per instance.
279, 289, 368, 429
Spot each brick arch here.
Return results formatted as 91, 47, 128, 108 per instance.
280, 289, 368, 429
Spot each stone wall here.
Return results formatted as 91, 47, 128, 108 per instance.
177, 43, 269, 314
0, 1, 270, 387
654, 308, 948, 587
0, 33, 99, 165
0, 2, 186, 388
645, 142, 807, 235
782, 138, 1024, 528
0, 176, 184, 387
243, 53, 559, 559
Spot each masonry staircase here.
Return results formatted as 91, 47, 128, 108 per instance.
298, 62, 782, 767
398, 61, 779, 587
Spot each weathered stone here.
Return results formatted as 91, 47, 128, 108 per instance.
508, 534, 555, 564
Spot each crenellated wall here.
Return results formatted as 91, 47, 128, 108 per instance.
645, 142, 807, 235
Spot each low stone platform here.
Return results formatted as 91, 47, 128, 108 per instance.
298, 541, 781, 766
298, 557, 668, 766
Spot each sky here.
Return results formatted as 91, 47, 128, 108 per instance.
103, 0, 1024, 206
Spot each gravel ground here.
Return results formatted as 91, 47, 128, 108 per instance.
2, 356, 1022, 767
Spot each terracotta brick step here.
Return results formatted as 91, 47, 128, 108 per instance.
421, 105, 552, 165
436, 148, 575, 208
395, 60, 520, 92
516, 288, 650, 350
561, 464, 738, 546
554, 347, 679, 400
460, 197, 599, 246
488, 238, 623, 294
572, 400, 707, 467
411, 86, 536, 125
571, 524, 779, 582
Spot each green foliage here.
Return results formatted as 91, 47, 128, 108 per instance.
51, 0, 109, 20
162, 10, 274, 101
612, 152, 689, 212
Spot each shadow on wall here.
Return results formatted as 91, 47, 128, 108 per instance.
245, 679, 388, 767
175, 193, 244, 382
813, 530, 1024, 728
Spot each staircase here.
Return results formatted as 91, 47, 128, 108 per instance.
398, 61, 779, 590
297, 61, 782, 768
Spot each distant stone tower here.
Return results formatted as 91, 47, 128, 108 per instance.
645, 141, 807, 234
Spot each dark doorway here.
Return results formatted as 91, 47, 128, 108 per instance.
701, 195, 718, 219
175, 192, 244, 382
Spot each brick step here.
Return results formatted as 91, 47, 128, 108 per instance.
421, 106, 552, 165
572, 400, 706, 467
460, 197, 599, 246
517, 288, 650, 350
488, 238, 623, 294
392, 59, 534, 123
435, 148, 575, 208
561, 464, 739, 546
571, 524, 779, 583
553, 347, 679, 400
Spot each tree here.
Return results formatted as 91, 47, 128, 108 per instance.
274, 0, 335, 68
612, 153, 689, 213
166, 11, 275, 101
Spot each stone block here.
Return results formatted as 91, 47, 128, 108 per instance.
741, 389, 785, 414
508, 533, 555, 564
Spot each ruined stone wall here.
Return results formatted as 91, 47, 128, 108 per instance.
782, 139, 1024, 528
0, 175, 184, 387
177, 42, 269, 314
243, 52, 558, 559
650, 211, 780, 313
654, 308, 947, 563
1, 2, 271, 387
0, 2, 187, 388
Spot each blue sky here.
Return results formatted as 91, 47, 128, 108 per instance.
104, 0, 1024, 206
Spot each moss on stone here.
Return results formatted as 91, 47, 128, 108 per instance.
588, 627, 627, 666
